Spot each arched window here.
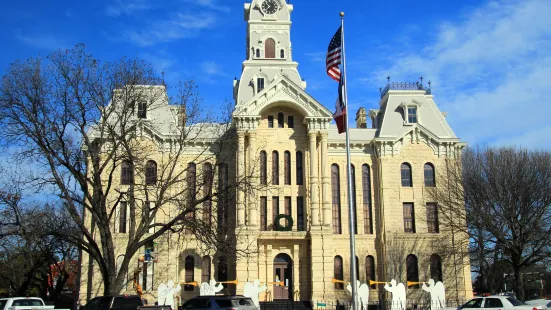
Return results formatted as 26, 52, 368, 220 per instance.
260, 151, 267, 185
272, 151, 279, 185
430, 254, 443, 282
424, 163, 436, 187
334, 256, 343, 289
121, 161, 133, 185
331, 164, 342, 234
284, 151, 291, 185
201, 256, 211, 283
401, 163, 412, 187
365, 255, 375, 288
355, 256, 360, 280
351, 164, 357, 234
278, 112, 284, 128
218, 163, 229, 229
265, 38, 275, 58
255, 48, 260, 58
145, 160, 157, 185
406, 254, 419, 288
186, 163, 196, 234
280, 49, 285, 58
296, 151, 303, 185
203, 163, 213, 226
184, 256, 194, 291
362, 164, 373, 234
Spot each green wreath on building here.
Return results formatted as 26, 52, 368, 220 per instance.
274, 214, 294, 231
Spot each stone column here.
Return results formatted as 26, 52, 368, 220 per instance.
308, 131, 320, 227
320, 132, 332, 227
248, 131, 258, 228
237, 130, 246, 227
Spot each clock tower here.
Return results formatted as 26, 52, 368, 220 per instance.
233, 0, 305, 108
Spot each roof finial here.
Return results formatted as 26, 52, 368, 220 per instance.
428, 80, 431, 87
161, 71, 166, 86
387, 75, 391, 84
420, 76, 423, 85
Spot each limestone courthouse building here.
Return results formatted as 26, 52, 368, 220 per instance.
79, 0, 473, 306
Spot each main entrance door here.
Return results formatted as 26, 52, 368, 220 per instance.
273, 253, 293, 300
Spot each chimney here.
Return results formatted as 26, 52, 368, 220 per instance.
355, 107, 367, 128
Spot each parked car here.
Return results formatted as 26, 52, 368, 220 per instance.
526, 299, 551, 310
443, 296, 546, 310
81, 295, 171, 310
0, 297, 69, 310
180, 296, 257, 310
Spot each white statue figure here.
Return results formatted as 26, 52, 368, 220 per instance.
384, 279, 406, 310
243, 279, 267, 307
422, 279, 446, 310
346, 282, 370, 310
200, 279, 224, 296
157, 280, 181, 308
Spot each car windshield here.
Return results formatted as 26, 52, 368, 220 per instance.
12, 299, 44, 307
507, 298, 527, 306
232, 298, 254, 307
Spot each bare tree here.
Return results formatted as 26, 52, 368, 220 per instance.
428, 146, 551, 300
0, 45, 255, 296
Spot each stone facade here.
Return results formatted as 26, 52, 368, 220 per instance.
78, 0, 473, 306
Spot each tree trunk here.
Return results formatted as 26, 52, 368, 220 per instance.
513, 265, 524, 300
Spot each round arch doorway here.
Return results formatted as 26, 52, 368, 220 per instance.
273, 253, 293, 300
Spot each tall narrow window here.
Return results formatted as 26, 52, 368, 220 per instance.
351, 164, 357, 234
288, 115, 294, 128
296, 151, 303, 185
185, 163, 196, 234
142, 261, 154, 291
184, 256, 194, 291
278, 112, 284, 128
331, 164, 342, 234
366, 256, 375, 288
406, 254, 419, 288
260, 151, 267, 185
362, 164, 373, 234
201, 256, 211, 283
121, 161, 133, 185
427, 203, 439, 233
284, 196, 291, 228
265, 38, 275, 58
424, 163, 436, 187
137, 101, 147, 118
119, 201, 127, 233
260, 196, 268, 231
203, 163, 213, 226
272, 196, 279, 230
430, 254, 443, 282
217, 164, 229, 229
272, 151, 279, 185
268, 116, 274, 128
280, 49, 285, 59
401, 163, 412, 187
217, 257, 228, 283
297, 197, 305, 231
257, 78, 265, 93
255, 49, 260, 58
145, 160, 157, 185
408, 107, 417, 123
355, 256, 360, 280
403, 203, 415, 233
334, 256, 344, 289
284, 151, 291, 185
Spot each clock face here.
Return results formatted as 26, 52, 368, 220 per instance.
261, 0, 280, 15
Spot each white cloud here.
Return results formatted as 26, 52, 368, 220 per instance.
123, 12, 216, 46
105, 0, 151, 16
183, 0, 230, 12
14, 31, 68, 50
367, 0, 551, 148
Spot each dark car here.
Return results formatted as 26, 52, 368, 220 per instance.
81, 295, 171, 310
181, 296, 257, 310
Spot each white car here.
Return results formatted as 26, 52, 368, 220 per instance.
526, 299, 551, 310
443, 296, 546, 310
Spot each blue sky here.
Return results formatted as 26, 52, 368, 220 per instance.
1, 0, 550, 148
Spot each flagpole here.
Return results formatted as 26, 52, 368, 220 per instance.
340, 11, 358, 310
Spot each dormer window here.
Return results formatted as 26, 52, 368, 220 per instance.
280, 49, 285, 59
257, 78, 265, 93
407, 107, 417, 123
137, 101, 147, 119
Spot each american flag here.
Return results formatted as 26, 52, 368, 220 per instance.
326, 26, 342, 82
